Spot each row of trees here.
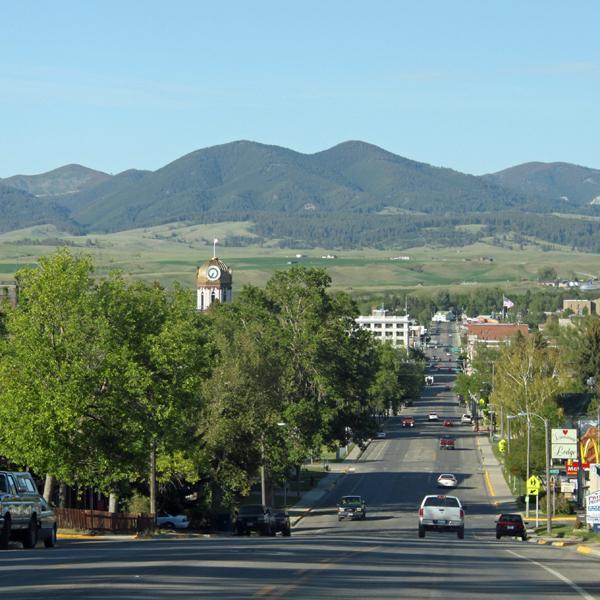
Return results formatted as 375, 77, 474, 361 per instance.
0, 250, 424, 517
457, 319, 600, 482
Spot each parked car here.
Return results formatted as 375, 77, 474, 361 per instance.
495, 513, 527, 540
37, 497, 57, 548
273, 510, 291, 536
337, 496, 367, 521
418, 494, 464, 539
402, 416, 415, 428
437, 474, 458, 488
157, 513, 190, 530
376, 431, 386, 439
0, 471, 44, 549
235, 505, 276, 536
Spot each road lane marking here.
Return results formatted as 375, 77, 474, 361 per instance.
484, 470, 496, 498
254, 585, 275, 597
506, 549, 595, 600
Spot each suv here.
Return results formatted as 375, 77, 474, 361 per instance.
418, 494, 464, 539
495, 513, 527, 540
337, 496, 367, 521
0, 471, 46, 549
234, 505, 276, 536
439, 436, 455, 450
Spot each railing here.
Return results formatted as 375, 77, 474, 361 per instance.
55, 508, 155, 532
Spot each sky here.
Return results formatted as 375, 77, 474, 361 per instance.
1, 1, 599, 177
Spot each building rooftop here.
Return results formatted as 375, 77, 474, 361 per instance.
466, 323, 529, 341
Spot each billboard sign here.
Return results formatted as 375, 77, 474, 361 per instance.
551, 428, 577, 459
586, 491, 600, 526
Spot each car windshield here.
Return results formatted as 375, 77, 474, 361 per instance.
341, 497, 361, 506
239, 505, 264, 515
424, 496, 460, 508
499, 514, 522, 522
439, 474, 455, 479
0, 474, 7, 494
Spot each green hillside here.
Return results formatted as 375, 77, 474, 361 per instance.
484, 162, 600, 208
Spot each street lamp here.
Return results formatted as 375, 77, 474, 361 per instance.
518, 411, 552, 535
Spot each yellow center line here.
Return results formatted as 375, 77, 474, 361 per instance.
254, 584, 275, 597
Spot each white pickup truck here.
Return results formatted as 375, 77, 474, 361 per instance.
418, 494, 464, 539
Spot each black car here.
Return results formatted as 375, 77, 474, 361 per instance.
273, 510, 291, 536
495, 513, 527, 540
234, 505, 276, 536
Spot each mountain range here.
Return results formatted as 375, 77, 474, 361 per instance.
1, 141, 599, 248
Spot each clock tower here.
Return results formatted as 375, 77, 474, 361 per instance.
196, 241, 232, 311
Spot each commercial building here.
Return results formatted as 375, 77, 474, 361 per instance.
464, 323, 529, 364
356, 308, 411, 349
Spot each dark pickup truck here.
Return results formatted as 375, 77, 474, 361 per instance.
0, 471, 52, 549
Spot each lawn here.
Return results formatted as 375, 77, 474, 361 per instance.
1, 222, 599, 294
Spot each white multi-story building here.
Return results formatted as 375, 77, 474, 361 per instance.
356, 308, 411, 349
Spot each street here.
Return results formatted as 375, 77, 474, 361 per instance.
0, 324, 598, 599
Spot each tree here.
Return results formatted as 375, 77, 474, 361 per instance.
537, 266, 558, 281
0, 250, 129, 489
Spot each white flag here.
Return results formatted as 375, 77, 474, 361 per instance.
214, 238, 219, 244
503, 296, 514, 309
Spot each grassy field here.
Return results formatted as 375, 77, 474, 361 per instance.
0, 222, 598, 295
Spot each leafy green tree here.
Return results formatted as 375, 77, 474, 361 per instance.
0, 250, 127, 489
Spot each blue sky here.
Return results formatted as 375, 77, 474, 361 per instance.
1, 1, 598, 177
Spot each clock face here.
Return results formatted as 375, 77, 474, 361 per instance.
207, 266, 221, 281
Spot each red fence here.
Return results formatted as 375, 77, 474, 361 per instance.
55, 508, 156, 532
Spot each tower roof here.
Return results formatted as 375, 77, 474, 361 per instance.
196, 257, 232, 286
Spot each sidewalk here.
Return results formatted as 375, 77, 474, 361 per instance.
289, 442, 366, 527
475, 432, 517, 510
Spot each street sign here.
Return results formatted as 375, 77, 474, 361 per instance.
527, 475, 542, 496
551, 428, 577, 459
549, 468, 560, 475
586, 491, 600, 526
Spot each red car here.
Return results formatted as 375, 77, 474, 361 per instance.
443, 419, 453, 427
402, 416, 415, 428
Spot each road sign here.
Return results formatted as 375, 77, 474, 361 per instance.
586, 492, 600, 526
527, 475, 542, 496
552, 428, 577, 459
549, 468, 560, 475
561, 481, 576, 493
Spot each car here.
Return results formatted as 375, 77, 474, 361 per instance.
376, 431, 386, 439
444, 385, 451, 391
36, 497, 57, 548
496, 513, 527, 540
428, 413, 439, 422
337, 496, 367, 521
157, 513, 190, 530
439, 436, 455, 450
461, 414, 473, 424
273, 510, 291, 537
235, 505, 276, 536
402, 416, 415, 428
443, 419, 453, 427
418, 494, 464, 539
437, 474, 458, 488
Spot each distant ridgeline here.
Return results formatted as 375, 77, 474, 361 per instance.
1, 141, 600, 251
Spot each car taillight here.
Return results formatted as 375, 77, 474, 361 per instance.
460, 509, 464, 518
419, 508, 423, 517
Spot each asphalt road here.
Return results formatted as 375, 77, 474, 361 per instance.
1, 323, 598, 599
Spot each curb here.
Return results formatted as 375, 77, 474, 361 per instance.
57, 533, 136, 540
576, 544, 600, 557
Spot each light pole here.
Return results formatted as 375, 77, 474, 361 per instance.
518, 411, 551, 535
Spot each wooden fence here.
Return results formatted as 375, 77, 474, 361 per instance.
55, 508, 156, 532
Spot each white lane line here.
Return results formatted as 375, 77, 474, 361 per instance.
506, 549, 595, 600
